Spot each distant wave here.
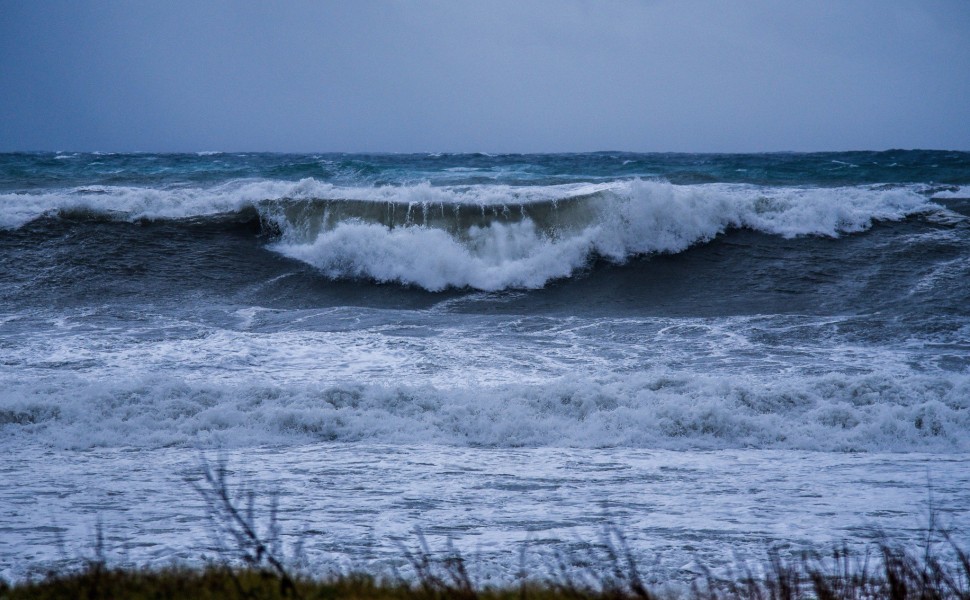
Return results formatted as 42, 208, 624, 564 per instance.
0, 178, 944, 291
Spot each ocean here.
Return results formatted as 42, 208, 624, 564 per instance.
1, 150, 969, 583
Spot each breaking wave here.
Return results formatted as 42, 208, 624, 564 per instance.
2, 368, 968, 452
0, 178, 942, 291
264, 180, 936, 291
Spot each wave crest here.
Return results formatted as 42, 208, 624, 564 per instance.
1, 178, 937, 291
267, 180, 934, 291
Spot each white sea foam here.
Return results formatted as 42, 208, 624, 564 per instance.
6, 299, 966, 453
0, 178, 939, 290
270, 180, 935, 291
5, 443, 968, 585
0, 179, 613, 229
0, 179, 334, 228
932, 185, 970, 199
2, 366, 967, 452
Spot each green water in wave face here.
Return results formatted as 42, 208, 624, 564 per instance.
2, 150, 970, 191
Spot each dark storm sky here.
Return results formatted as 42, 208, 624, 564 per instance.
1, 0, 969, 152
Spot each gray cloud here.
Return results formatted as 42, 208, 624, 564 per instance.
1, 0, 968, 152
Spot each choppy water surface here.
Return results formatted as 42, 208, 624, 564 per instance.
1, 151, 969, 582
4, 445, 969, 585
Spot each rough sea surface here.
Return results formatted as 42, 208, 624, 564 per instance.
1, 151, 969, 583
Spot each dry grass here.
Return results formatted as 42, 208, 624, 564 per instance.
3, 459, 967, 600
